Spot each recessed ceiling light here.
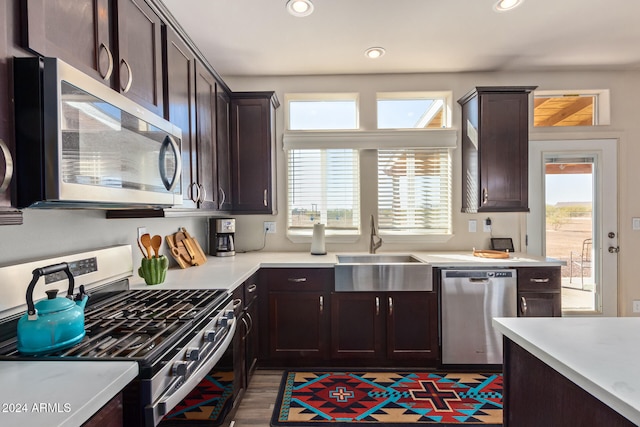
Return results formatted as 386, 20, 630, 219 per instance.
494, 0, 523, 12
365, 47, 386, 59
286, 0, 314, 17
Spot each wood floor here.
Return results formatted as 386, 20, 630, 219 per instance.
223, 370, 284, 427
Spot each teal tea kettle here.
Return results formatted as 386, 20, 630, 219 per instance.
17, 263, 89, 355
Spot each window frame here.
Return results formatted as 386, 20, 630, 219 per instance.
284, 92, 360, 131
533, 89, 610, 127
376, 91, 453, 129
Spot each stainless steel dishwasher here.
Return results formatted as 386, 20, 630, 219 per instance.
441, 269, 517, 364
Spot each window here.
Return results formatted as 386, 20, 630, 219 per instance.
287, 148, 360, 234
377, 92, 452, 129
378, 148, 452, 234
284, 91, 456, 240
533, 90, 610, 127
286, 93, 358, 130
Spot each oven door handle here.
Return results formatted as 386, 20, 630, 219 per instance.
146, 319, 236, 426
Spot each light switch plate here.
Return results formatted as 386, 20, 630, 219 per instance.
468, 220, 477, 233
633, 217, 640, 230
633, 300, 640, 313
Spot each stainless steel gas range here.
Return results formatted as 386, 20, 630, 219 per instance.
0, 245, 236, 427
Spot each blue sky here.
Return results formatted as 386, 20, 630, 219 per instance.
546, 174, 593, 205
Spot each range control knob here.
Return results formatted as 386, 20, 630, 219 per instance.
172, 361, 188, 377
185, 347, 200, 361
225, 309, 234, 320
204, 330, 216, 342
217, 317, 228, 327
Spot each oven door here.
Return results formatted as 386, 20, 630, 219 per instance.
143, 302, 236, 427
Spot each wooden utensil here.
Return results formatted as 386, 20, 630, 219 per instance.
165, 235, 189, 269
140, 233, 152, 259
151, 235, 162, 258
180, 227, 207, 266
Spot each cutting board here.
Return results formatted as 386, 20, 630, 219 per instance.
166, 228, 207, 268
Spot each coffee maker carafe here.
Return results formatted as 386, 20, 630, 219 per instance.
209, 218, 236, 257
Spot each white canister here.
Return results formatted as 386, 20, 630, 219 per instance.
310, 223, 326, 255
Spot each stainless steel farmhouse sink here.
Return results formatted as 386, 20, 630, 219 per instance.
335, 254, 433, 292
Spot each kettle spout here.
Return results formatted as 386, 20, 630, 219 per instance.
74, 285, 89, 310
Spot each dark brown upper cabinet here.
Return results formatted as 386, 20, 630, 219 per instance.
230, 92, 279, 214
114, 0, 163, 116
193, 60, 219, 210
23, 0, 164, 116
163, 25, 197, 208
216, 88, 233, 211
458, 86, 537, 213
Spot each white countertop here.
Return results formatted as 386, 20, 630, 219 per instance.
130, 250, 563, 291
0, 361, 138, 427
493, 317, 640, 425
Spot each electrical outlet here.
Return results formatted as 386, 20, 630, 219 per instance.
468, 220, 477, 233
483, 218, 492, 233
264, 221, 276, 234
633, 300, 640, 313
137, 227, 147, 239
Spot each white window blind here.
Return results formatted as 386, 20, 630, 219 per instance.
287, 148, 360, 233
378, 148, 451, 234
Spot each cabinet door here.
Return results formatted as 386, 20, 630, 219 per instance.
216, 88, 233, 211
478, 91, 530, 212
230, 93, 278, 214
23, 0, 114, 85
331, 293, 385, 360
386, 292, 439, 362
268, 291, 329, 361
518, 292, 562, 317
163, 26, 197, 208
116, 0, 163, 116
231, 285, 246, 399
194, 61, 218, 210
243, 274, 259, 381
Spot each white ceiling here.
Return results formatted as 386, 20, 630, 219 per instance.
160, 0, 640, 78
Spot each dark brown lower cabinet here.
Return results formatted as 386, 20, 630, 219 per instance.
504, 338, 634, 426
386, 292, 438, 362
330, 292, 439, 366
517, 267, 561, 317
259, 268, 332, 366
81, 393, 123, 427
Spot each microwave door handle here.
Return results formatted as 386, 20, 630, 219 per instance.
159, 135, 182, 192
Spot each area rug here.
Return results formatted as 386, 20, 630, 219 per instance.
160, 370, 234, 426
271, 371, 502, 426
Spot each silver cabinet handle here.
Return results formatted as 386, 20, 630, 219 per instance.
482, 188, 488, 204
520, 296, 528, 316
241, 316, 250, 340
245, 312, 253, 335
247, 284, 257, 293
388, 296, 393, 316
319, 296, 324, 314
219, 187, 226, 208
263, 189, 268, 207
0, 139, 14, 194
530, 278, 550, 283
198, 184, 206, 203
120, 58, 132, 93
190, 182, 201, 203
98, 42, 114, 80
375, 296, 380, 316
287, 277, 307, 283
232, 298, 242, 310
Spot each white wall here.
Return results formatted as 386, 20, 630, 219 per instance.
225, 69, 640, 315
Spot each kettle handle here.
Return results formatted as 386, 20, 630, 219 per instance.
26, 263, 74, 316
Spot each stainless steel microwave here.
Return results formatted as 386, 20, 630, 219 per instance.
14, 57, 182, 208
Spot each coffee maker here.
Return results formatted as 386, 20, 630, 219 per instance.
208, 218, 236, 257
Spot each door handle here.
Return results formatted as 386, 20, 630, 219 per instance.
608, 246, 620, 253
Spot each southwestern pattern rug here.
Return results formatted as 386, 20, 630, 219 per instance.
271, 371, 503, 426
160, 370, 234, 426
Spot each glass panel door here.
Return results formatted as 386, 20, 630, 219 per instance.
544, 156, 595, 312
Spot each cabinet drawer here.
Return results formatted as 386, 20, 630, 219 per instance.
517, 267, 561, 292
261, 268, 333, 291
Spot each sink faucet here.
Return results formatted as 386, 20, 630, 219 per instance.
369, 215, 382, 254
